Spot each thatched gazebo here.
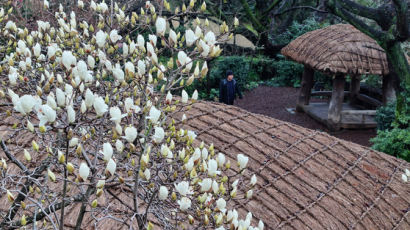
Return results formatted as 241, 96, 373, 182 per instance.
0, 101, 409, 229
281, 24, 394, 130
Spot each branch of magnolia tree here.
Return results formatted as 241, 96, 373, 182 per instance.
0, 140, 28, 173
274, 6, 328, 16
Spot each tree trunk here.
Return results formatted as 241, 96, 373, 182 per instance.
349, 75, 360, 105
296, 66, 314, 112
328, 74, 345, 131
384, 42, 410, 89
382, 74, 397, 104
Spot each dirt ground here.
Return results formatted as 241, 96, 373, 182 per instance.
234, 86, 377, 147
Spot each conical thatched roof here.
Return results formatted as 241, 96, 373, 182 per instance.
1, 101, 409, 229
281, 24, 389, 76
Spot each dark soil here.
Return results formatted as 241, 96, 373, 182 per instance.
234, 86, 377, 147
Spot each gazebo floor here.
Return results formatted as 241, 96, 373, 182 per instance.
301, 102, 377, 129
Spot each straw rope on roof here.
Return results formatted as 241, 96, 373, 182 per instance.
281, 24, 390, 76
0, 101, 409, 229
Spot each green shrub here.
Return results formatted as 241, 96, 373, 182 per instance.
265, 57, 304, 87
371, 128, 410, 161
375, 102, 396, 131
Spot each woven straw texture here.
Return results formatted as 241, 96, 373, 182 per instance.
281, 24, 389, 76
0, 101, 409, 229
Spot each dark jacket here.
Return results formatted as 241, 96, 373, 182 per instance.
219, 79, 242, 105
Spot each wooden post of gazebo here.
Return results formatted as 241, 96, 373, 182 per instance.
296, 66, 314, 112
328, 74, 345, 130
349, 75, 361, 105
382, 74, 396, 104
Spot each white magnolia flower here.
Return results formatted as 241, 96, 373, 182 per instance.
195, 26, 202, 37
129, 41, 136, 54
181, 90, 189, 103
85, 88, 94, 108
185, 158, 194, 171
192, 90, 198, 101
199, 178, 212, 192
258, 220, 265, 230
106, 158, 116, 175
204, 31, 216, 46
216, 198, 226, 213
208, 159, 220, 177
175, 181, 191, 196
78, 0, 84, 9
115, 140, 124, 153
202, 148, 208, 160
125, 61, 135, 75
38, 104, 56, 126
237, 154, 249, 170
14, 95, 37, 115
137, 60, 146, 75
62, 51, 76, 69
169, 29, 177, 44
93, 96, 108, 116
178, 197, 191, 211
246, 189, 253, 199
178, 51, 187, 65
67, 105, 75, 123
250, 174, 257, 186
33, 43, 41, 57
181, 114, 187, 122
227, 209, 238, 222
100, 1, 109, 13
110, 29, 122, 43
405, 169, 410, 177
158, 186, 168, 200
147, 106, 161, 123
143, 168, 151, 180
102, 142, 113, 161
79, 162, 90, 181
8, 72, 18, 86
88, 55, 95, 69
185, 29, 197, 47
149, 34, 157, 46
402, 174, 408, 182
96, 180, 105, 189
5, 21, 17, 31
122, 42, 129, 56
187, 130, 196, 141
216, 153, 225, 167
69, 138, 79, 147
155, 17, 166, 36
137, 34, 145, 48
43, 0, 49, 8
166, 91, 173, 104
153, 127, 165, 143
90, 0, 97, 10
96, 30, 106, 48
110, 106, 126, 124
124, 97, 140, 113
123, 126, 137, 143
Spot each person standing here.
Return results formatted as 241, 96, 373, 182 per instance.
219, 70, 242, 105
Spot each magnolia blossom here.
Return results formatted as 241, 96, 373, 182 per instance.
153, 127, 165, 143
147, 106, 161, 123
14, 95, 37, 115
166, 91, 172, 104
216, 198, 227, 213
85, 89, 94, 108
208, 159, 220, 177
95, 30, 106, 48
178, 197, 191, 211
106, 158, 116, 175
175, 181, 191, 196
181, 90, 189, 103
110, 106, 126, 124
178, 51, 187, 65
148, 34, 157, 46
62, 51, 76, 69
169, 29, 177, 44
67, 105, 75, 123
187, 130, 197, 141
102, 142, 113, 161
250, 174, 257, 186
123, 126, 137, 143
79, 162, 90, 181
158, 186, 168, 200
137, 60, 146, 75
38, 104, 57, 126
124, 97, 140, 113
33, 43, 41, 57
237, 154, 249, 170
185, 29, 197, 47
93, 96, 108, 116
115, 140, 124, 153
205, 31, 216, 46
100, 1, 109, 13
199, 178, 212, 192
137, 34, 145, 48
110, 29, 122, 43
155, 17, 166, 36
125, 61, 135, 75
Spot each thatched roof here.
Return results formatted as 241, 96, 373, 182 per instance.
1, 101, 409, 229
281, 24, 389, 76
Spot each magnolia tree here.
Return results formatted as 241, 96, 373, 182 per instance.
0, 1, 262, 229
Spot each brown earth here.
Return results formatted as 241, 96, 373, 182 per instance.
234, 86, 377, 147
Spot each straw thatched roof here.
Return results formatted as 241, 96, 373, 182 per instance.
1, 101, 409, 229
281, 24, 389, 76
